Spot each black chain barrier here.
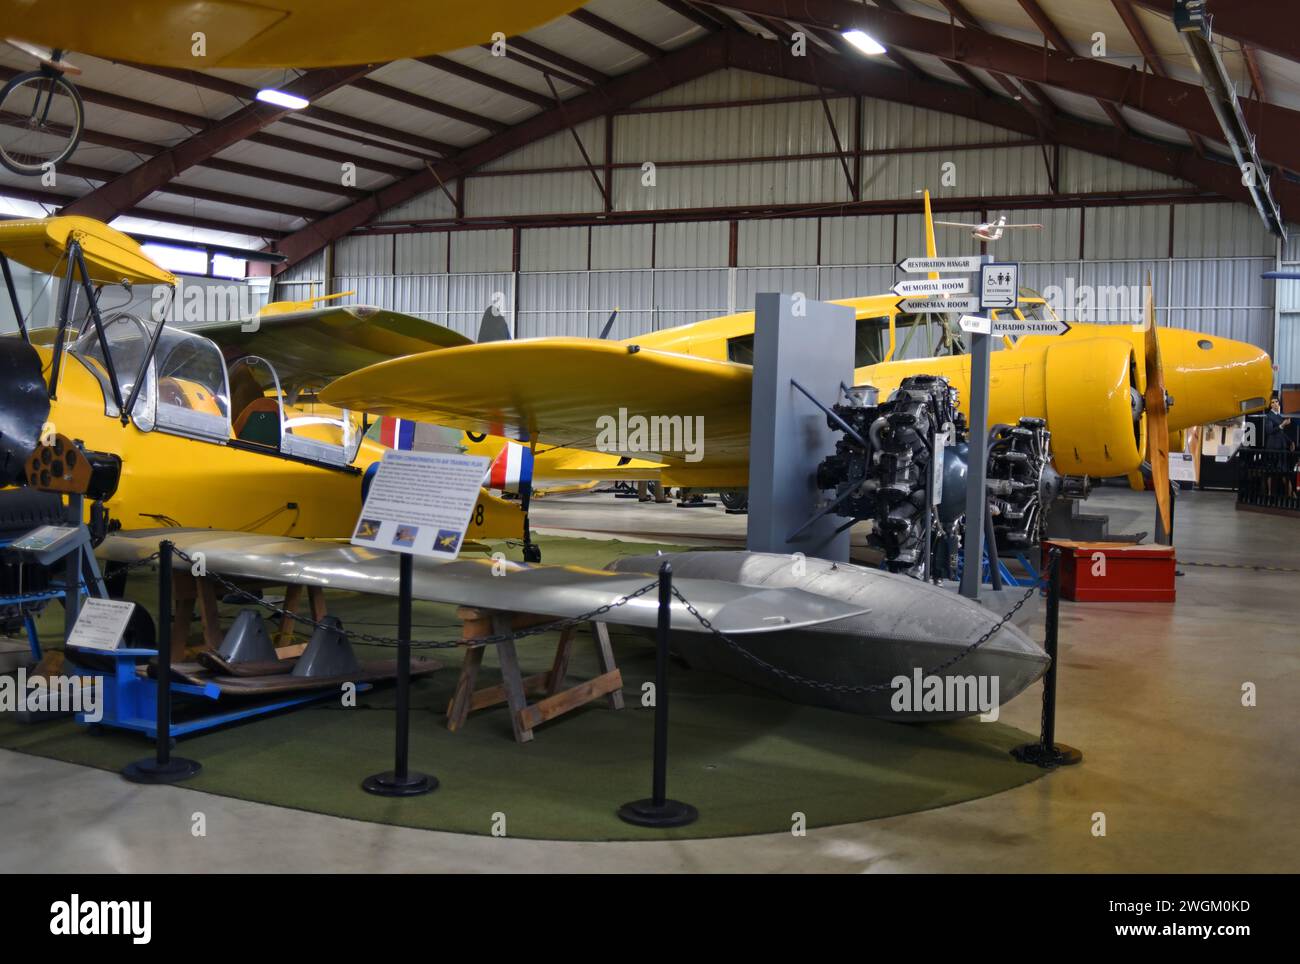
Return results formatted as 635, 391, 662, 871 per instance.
122, 545, 1044, 695
669, 578, 1043, 696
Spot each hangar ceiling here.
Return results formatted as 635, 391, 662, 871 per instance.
1, 0, 1297, 269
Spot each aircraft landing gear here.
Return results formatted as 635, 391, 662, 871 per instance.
523, 542, 542, 564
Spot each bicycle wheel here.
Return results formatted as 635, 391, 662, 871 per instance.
0, 70, 84, 176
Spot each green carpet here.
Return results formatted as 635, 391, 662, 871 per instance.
0, 536, 1045, 840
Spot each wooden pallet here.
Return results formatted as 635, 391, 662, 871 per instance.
446, 607, 624, 743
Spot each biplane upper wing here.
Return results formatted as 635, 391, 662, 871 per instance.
98, 529, 867, 636
319, 338, 754, 470
194, 305, 473, 391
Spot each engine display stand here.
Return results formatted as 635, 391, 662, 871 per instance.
746, 293, 856, 561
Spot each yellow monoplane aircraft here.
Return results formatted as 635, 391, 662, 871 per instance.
320, 200, 1273, 538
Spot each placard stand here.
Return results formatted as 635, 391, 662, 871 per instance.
618, 562, 698, 828
122, 540, 201, 784
363, 553, 437, 796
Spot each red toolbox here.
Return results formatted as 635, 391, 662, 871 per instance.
1042, 540, 1176, 603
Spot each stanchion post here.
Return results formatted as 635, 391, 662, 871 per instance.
363, 551, 437, 796
618, 562, 699, 828
122, 540, 201, 783
1012, 547, 1082, 769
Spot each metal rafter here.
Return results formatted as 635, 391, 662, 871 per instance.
1110, 0, 1208, 154
657, 0, 730, 32
350, 78, 507, 133
860, 1, 968, 84
569, 9, 665, 59
503, 37, 610, 85
0, 183, 288, 239
1132, 0, 1299, 63
0, 64, 416, 178
930, 0, 1058, 131
1015, 0, 1131, 134
418, 56, 553, 109
723, 31, 1300, 212
712, 0, 1300, 174
0, 68, 415, 179
51, 158, 324, 220
62, 66, 376, 222
115, 64, 454, 156
269, 32, 734, 270
353, 190, 1222, 233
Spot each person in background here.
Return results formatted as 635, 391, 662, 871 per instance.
1263, 396, 1295, 500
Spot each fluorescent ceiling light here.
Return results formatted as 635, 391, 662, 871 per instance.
842, 29, 886, 56
256, 88, 309, 110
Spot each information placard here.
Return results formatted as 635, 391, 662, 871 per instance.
66, 597, 136, 651
351, 450, 490, 560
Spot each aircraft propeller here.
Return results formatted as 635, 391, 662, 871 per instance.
1141, 275, 1174, 545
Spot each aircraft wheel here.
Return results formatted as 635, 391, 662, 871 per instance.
523, 544, 542, 563
719, 489, 748, 513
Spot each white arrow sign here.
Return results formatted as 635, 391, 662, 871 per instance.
897, 255, 987, 273
898, 296, 981, 314
960, 315, 1071, 337
892, 277, 970, 298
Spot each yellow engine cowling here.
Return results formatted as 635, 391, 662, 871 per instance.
1041, 337, 1142, 478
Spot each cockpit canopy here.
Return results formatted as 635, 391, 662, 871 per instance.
70, 313, 363, 465
72, 314, 230, 441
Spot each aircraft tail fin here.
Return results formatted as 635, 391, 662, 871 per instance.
477, 305, 512, 343
923, 189, 938, 280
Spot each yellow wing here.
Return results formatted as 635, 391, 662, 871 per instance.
0, 216, 174, 286
4, 0, 586, 68
195, 305, 472, 391
321, 339, 753, 474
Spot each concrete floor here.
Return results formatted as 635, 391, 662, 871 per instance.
1, 487, 1297, 872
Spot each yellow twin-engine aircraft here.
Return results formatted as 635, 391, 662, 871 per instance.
0, 217, 536, 545
320, 200, 1273, 515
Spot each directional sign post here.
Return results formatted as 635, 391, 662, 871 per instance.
959, 315, 1071, 337
961, 260, 1016, 600
978, 262, 1018, 310
892, 277, 971, 298
897, 255, 989, 274
898, 296, 981, 314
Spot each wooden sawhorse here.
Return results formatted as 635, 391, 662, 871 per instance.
446, 607, 624, 743
169, 572, 327, 661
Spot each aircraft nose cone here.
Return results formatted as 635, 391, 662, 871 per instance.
0, 338, 51, 485
1161, 329, 1274, 428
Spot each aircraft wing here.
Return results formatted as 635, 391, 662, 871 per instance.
194, 305, 473, 391
933, 221, 980, 228
1000, 224, 1044, 230
320, 338, 754, 471
98, 529, 867, 636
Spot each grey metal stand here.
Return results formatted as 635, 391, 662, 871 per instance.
959, 332, 992, 599
746, 292, 856, 561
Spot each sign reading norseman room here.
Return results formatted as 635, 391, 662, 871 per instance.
352, 450, 490, 561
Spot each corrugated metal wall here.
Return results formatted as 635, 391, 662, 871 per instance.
1275, 230, 1300, 386
307, 69, 1286, 366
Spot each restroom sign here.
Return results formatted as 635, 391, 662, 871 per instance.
979, 262, 1018, 310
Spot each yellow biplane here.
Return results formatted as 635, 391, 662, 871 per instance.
0, 217, 543, 550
